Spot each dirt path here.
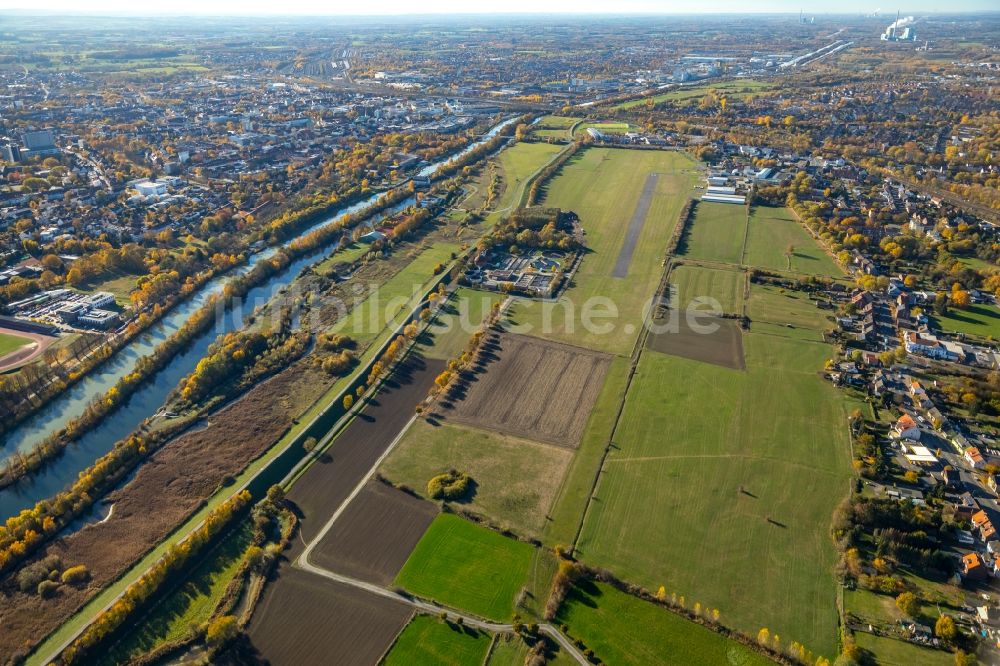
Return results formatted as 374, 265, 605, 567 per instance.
611, 172, 658, 278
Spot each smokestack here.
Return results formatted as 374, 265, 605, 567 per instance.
893, 9, 899, 38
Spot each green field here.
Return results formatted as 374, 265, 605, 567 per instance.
746, 284, 834, 342
493, 141, 564, 211
507, 147, 697, 355
332, 242, 461, 345
558, 580, 774, 665
382, 614, 492, 666
853, 632, 954, 666
380, 420, 572, 537
679, 201, 747, 266
421, 288, 505, 360
744, 207, 843, 277
531, 116, 578, 140
932, 303, 1000, 339
614, 79, 774, 110
0, 332, 32, 357
543, 356, 631, 546
576, 327, 853, 656
395, 514, 537, 621
96, 522, 253, 665
670, 264, 745, 314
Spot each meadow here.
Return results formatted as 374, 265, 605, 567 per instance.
614, 79, 774, 110
746, 284, 834, 342
670, 264, 745, 314
395, 514, 537, 621
382, 614, 492, 666
576, 321, 853, 657
557, 580, 774, 666
744, 207, 844, 277
931, 303, 1000, 339
420, 288, 505, 360
492, 141, 564, 211
853, 633, 953, 666
380, 420, 572, 538
507, 147, 697, 355
331, 242, 461, 346
678, 201, 747, 266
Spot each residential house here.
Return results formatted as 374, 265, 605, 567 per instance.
892, 414, 921, 440
966, 447, 986, 470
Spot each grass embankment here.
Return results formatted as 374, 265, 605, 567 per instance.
395, 514, 536, 621
94, 522, 253, 665
382, 614, 492, 666
576, 291, 853, 657
507, 147, 697, 355
557, 580, 774, 665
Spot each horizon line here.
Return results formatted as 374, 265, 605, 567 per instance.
1, 8, 999, 17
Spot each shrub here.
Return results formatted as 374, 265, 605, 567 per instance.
38, 579, 60, 598
427, 469, 472, 500
61, 565, 90, 586
17, 555, 61, 593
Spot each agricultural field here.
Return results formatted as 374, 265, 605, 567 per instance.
435, 332, 610, 448
678, 201, 748, 266
542, 356, 631, 546
382, 615, 492, 666
311, 481, 438, 585
645, 313, 746, 370
614, 79, 774, 110
421, 288, 505, 360
247, 568, 411, 665
394, 513, 537, 621
669, 263, 745, 314
507, 147, 697, 355
289, 353, 447, 544
931, 303, 1000, 339
576, 328, 854, 657
557, 580, 774, 666
744, 207, 844, 277
331, 242, 461, 346
380, 420, 572, 537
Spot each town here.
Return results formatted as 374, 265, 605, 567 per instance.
0, 9, 997, 666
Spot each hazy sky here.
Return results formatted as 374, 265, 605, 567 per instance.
0, 0, 996, 14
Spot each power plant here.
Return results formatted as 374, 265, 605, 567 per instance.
881, 11, 917, 42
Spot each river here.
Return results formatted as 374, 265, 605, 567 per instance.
0, 116, 517, 520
